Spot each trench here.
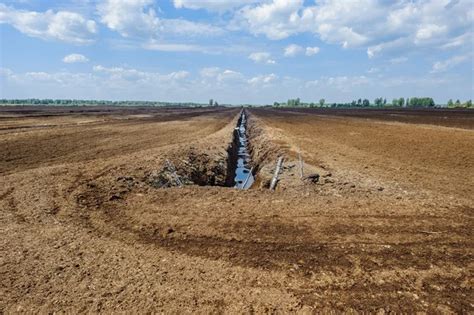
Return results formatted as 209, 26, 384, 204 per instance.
148, 110, 257, 189
226, 110, 255, 189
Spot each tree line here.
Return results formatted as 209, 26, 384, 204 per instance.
274, 97, 472, 108
0, 99, 214, 107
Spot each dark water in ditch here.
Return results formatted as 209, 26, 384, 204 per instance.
234, 112, 254, 189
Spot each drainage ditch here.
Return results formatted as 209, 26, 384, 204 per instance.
148, 109, 257, 190
232, 111, 254, 189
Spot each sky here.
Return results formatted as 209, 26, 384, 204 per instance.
0, 0, 473, 104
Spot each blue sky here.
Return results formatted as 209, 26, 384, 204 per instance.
0, 0, 473, 104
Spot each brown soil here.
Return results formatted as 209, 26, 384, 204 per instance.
1, 106, 473, 313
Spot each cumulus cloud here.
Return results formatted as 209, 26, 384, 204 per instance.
248, 52, 276, 64
284, 45, 319, 57
284, 44, 303, 57
97, 0, 222, 38
305, 46, 320, 56
238, 0, 306, 40
0, 3, 97, 44
431, 54, 470, 73
248, 73, 278, 85
199, 67, 244, 84
235, 0, 473, 57
62, 54, 89, 63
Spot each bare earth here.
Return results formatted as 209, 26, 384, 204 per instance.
0, 106, 473, 313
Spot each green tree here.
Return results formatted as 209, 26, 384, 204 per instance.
362, 99, 370, 107
209, 99, 213, 106
374, 97, 383, 107
447, 99, 454, 108
319, 98, 325, 107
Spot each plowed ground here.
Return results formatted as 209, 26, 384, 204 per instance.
1, 106, 473, 313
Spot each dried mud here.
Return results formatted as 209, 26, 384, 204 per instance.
1, 106, 473, 313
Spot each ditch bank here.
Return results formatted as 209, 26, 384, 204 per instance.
146, 109, 277, 190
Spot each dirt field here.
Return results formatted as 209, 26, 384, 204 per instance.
1, 106, 473, 313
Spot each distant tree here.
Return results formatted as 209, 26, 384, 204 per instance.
362, 99, 370, 107
351, 100, 357, 107
392, 98, 399, 106
399, 98, 405, 107
383, 98, 387, 105
357, 98, 362, 106
409, 97, 435, 107
319, 98, 325, 107
374, 97, 383, 107
273, 102, 280, 107
209, 99, 213, 107
455, 99, 461, 107
466, 100, 472, 108
406, 98, 409, 107
447, 99, 454, 108
214, 101, 219, 107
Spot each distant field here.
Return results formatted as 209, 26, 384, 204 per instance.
272, 107, 474, 129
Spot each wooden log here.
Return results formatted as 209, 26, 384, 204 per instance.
298, 149, 304, 179
270, 157, 284, 190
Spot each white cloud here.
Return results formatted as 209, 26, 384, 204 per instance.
248, 52, 276, 64
431, 54, 470, 73
0, 3, 97, 44
238, 0, 306, 40
97, 0, 222, 38
63, 53, 89, 63
284, 44, 303, 57
248, 73, 278, 85
305, 46, 320, 56
200, 67, 220, 78
415, 24, 447, 43
235, 0, 473, 57
97, 0, 158, 37
199, 67, 244, 83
